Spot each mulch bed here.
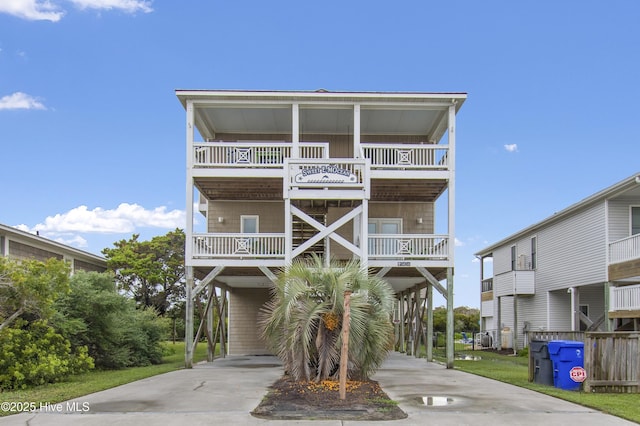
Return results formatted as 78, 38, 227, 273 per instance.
251, 376, 407, 421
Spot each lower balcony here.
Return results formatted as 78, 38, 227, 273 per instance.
190, 233, 450, 267
609, 283, 640, 318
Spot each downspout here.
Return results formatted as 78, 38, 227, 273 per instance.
568, 287, 576, 331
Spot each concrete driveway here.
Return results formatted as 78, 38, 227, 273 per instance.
0, 352, 634, 425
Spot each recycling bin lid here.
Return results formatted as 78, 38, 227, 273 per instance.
548, 340, 584, 355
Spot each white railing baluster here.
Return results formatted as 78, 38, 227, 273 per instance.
367, 234, 449, 260
609, 234, 640, 264
193, 234, 285, 259
610, 284, 640, 311
193, 142, 328, 168
361, 143, 449, 170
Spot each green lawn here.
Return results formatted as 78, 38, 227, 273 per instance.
0, 342, 210, 417
434, 349, 640, 424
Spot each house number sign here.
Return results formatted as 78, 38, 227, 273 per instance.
295, 164, 357, 184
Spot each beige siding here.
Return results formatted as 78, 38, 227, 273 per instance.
228, 288, 271, 355
328, 207, 354, 259
369, 202, 435, 233
74, 259, 107, 273
209, 201, 285, 233
8, 240, 63, 262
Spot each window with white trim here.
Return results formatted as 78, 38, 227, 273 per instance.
632, 206, 640, 235
241, 215, 259, 233
368, 218, 402, 255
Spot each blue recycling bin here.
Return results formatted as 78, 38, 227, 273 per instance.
548, 340, 585, 391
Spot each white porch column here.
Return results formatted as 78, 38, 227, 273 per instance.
569, 287, 580, 331
447, 103, 456, 265
185, 100, 195, 263
185, 266, 194, 368
292, 103, 300, 158
426, 284, 433, 361
446, 267, 454, 368
399, 293, 405, 353
361, 199, 368, 265
353, 103, 361, 157
184, 100, 195, 368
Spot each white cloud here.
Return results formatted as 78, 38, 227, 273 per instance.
68, 0, 152, 13
0, 0, 152, 21
0, 0, 65, 21
31, 203, 185, 234
52, 234, 88, 248
0, 92, 46, 110
504, 143, 518, 152
454, 238, 465, 247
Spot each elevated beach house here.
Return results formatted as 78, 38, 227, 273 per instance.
475, 173, 640, 349
177, 89, 466, 365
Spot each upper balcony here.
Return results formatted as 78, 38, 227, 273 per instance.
191, 141, 450, 203
608, 234, 640, 281
609, 234, 640, 264
192, 141, 449, 172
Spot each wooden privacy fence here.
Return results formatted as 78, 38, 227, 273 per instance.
584, 332, 640, 393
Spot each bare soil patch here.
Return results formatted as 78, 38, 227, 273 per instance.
252, 376, 407, 421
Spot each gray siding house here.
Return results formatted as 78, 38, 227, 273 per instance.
475, 174, 640, 349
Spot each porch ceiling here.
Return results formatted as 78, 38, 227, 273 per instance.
179, 90, 466, 142
195, 266, 447, 294
194, 177, 446, 202
194, 106, 447, 139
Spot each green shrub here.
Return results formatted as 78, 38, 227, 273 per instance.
0, 321, 93, 390
53, 272, 169, 369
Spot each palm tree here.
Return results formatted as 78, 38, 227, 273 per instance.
259, 255, 395, 382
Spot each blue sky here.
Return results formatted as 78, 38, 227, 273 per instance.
1, 1, 639, 309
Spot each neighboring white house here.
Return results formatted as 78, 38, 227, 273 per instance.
177, 89, 466, 366
0, 223, 106, 273
475, 173, 640, 350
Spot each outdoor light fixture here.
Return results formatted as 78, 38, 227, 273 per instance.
218, 217, 224, 223
417, 217, 423, 224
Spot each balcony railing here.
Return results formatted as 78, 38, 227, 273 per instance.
481, 278, 493, 293
193, 142, 328, 168
609, 284, 640, 311
193, 234, 285, 258
367, 235, 448, 260
609, 234, 640, 264
192, 233, 449, 261
360, 143, 448, 170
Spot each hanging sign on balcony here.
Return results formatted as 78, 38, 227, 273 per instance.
295, 164, 358, 184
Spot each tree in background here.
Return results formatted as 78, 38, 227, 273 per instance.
0, 257, 69, 331
0, 258, 94, 389
53, 271, 169, 369
102, 228, 185, 315
260, 255, 395, 382
432, 306, 479, 333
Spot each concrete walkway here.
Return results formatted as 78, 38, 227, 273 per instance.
1, 352, 634, 425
